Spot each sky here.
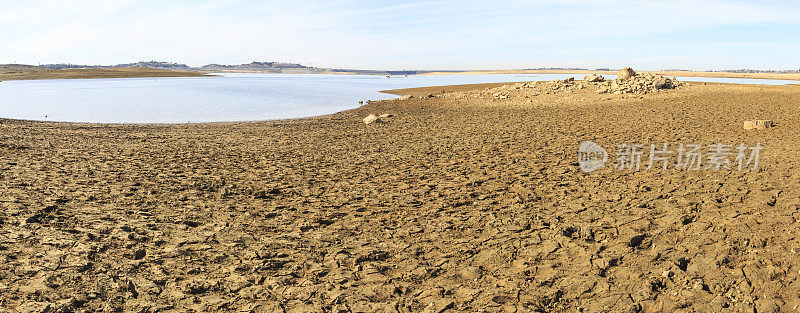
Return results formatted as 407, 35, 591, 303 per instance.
2, 0, 800, 70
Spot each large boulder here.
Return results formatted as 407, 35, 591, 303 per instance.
618, 67, 636, 79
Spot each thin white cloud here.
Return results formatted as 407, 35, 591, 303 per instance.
1, 0, 799, 69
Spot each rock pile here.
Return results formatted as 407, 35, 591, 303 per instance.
595, 72, 680, 94
446, 70, 682, 102
517, 73, 680, 95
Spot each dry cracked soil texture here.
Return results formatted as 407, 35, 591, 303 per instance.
1, 80, 800, 312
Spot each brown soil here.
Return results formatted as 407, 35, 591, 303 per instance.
1, 81, 800, 312
0, 65, 206, 81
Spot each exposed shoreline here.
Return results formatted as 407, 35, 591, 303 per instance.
421, 69, 800, 81
2, 78, 800, 311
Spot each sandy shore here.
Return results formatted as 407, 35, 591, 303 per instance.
422, 69, 800, 81
0, 65, 206, 81
2, 79, 800, 312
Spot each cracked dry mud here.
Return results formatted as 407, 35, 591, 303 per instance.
2, 81, 800, 312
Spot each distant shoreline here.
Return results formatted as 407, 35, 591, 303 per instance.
4, 65, 800, 82
0, 66, 207, 81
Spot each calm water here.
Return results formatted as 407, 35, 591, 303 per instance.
0, 73, 796, 123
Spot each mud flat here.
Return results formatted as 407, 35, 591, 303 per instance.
1, 77, 800, 312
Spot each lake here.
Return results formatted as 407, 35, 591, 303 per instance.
0, 73, 797, 123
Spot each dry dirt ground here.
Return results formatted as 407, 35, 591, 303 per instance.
1, 81, 800, 312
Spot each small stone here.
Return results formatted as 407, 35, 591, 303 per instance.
744, 120, 773, 130
400, 95, 413, 100
363, 114, 383, 124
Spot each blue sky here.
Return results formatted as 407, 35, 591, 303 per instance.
2, 0, 800, 70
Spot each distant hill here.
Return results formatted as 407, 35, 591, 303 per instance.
201, 62, 309, 70
1, 64, 52, 74
114, 61, 193, 70
42, 61, 192, 70
0, 65, 204, 81
40, 61, 424, 75
43, 61, 314, 72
